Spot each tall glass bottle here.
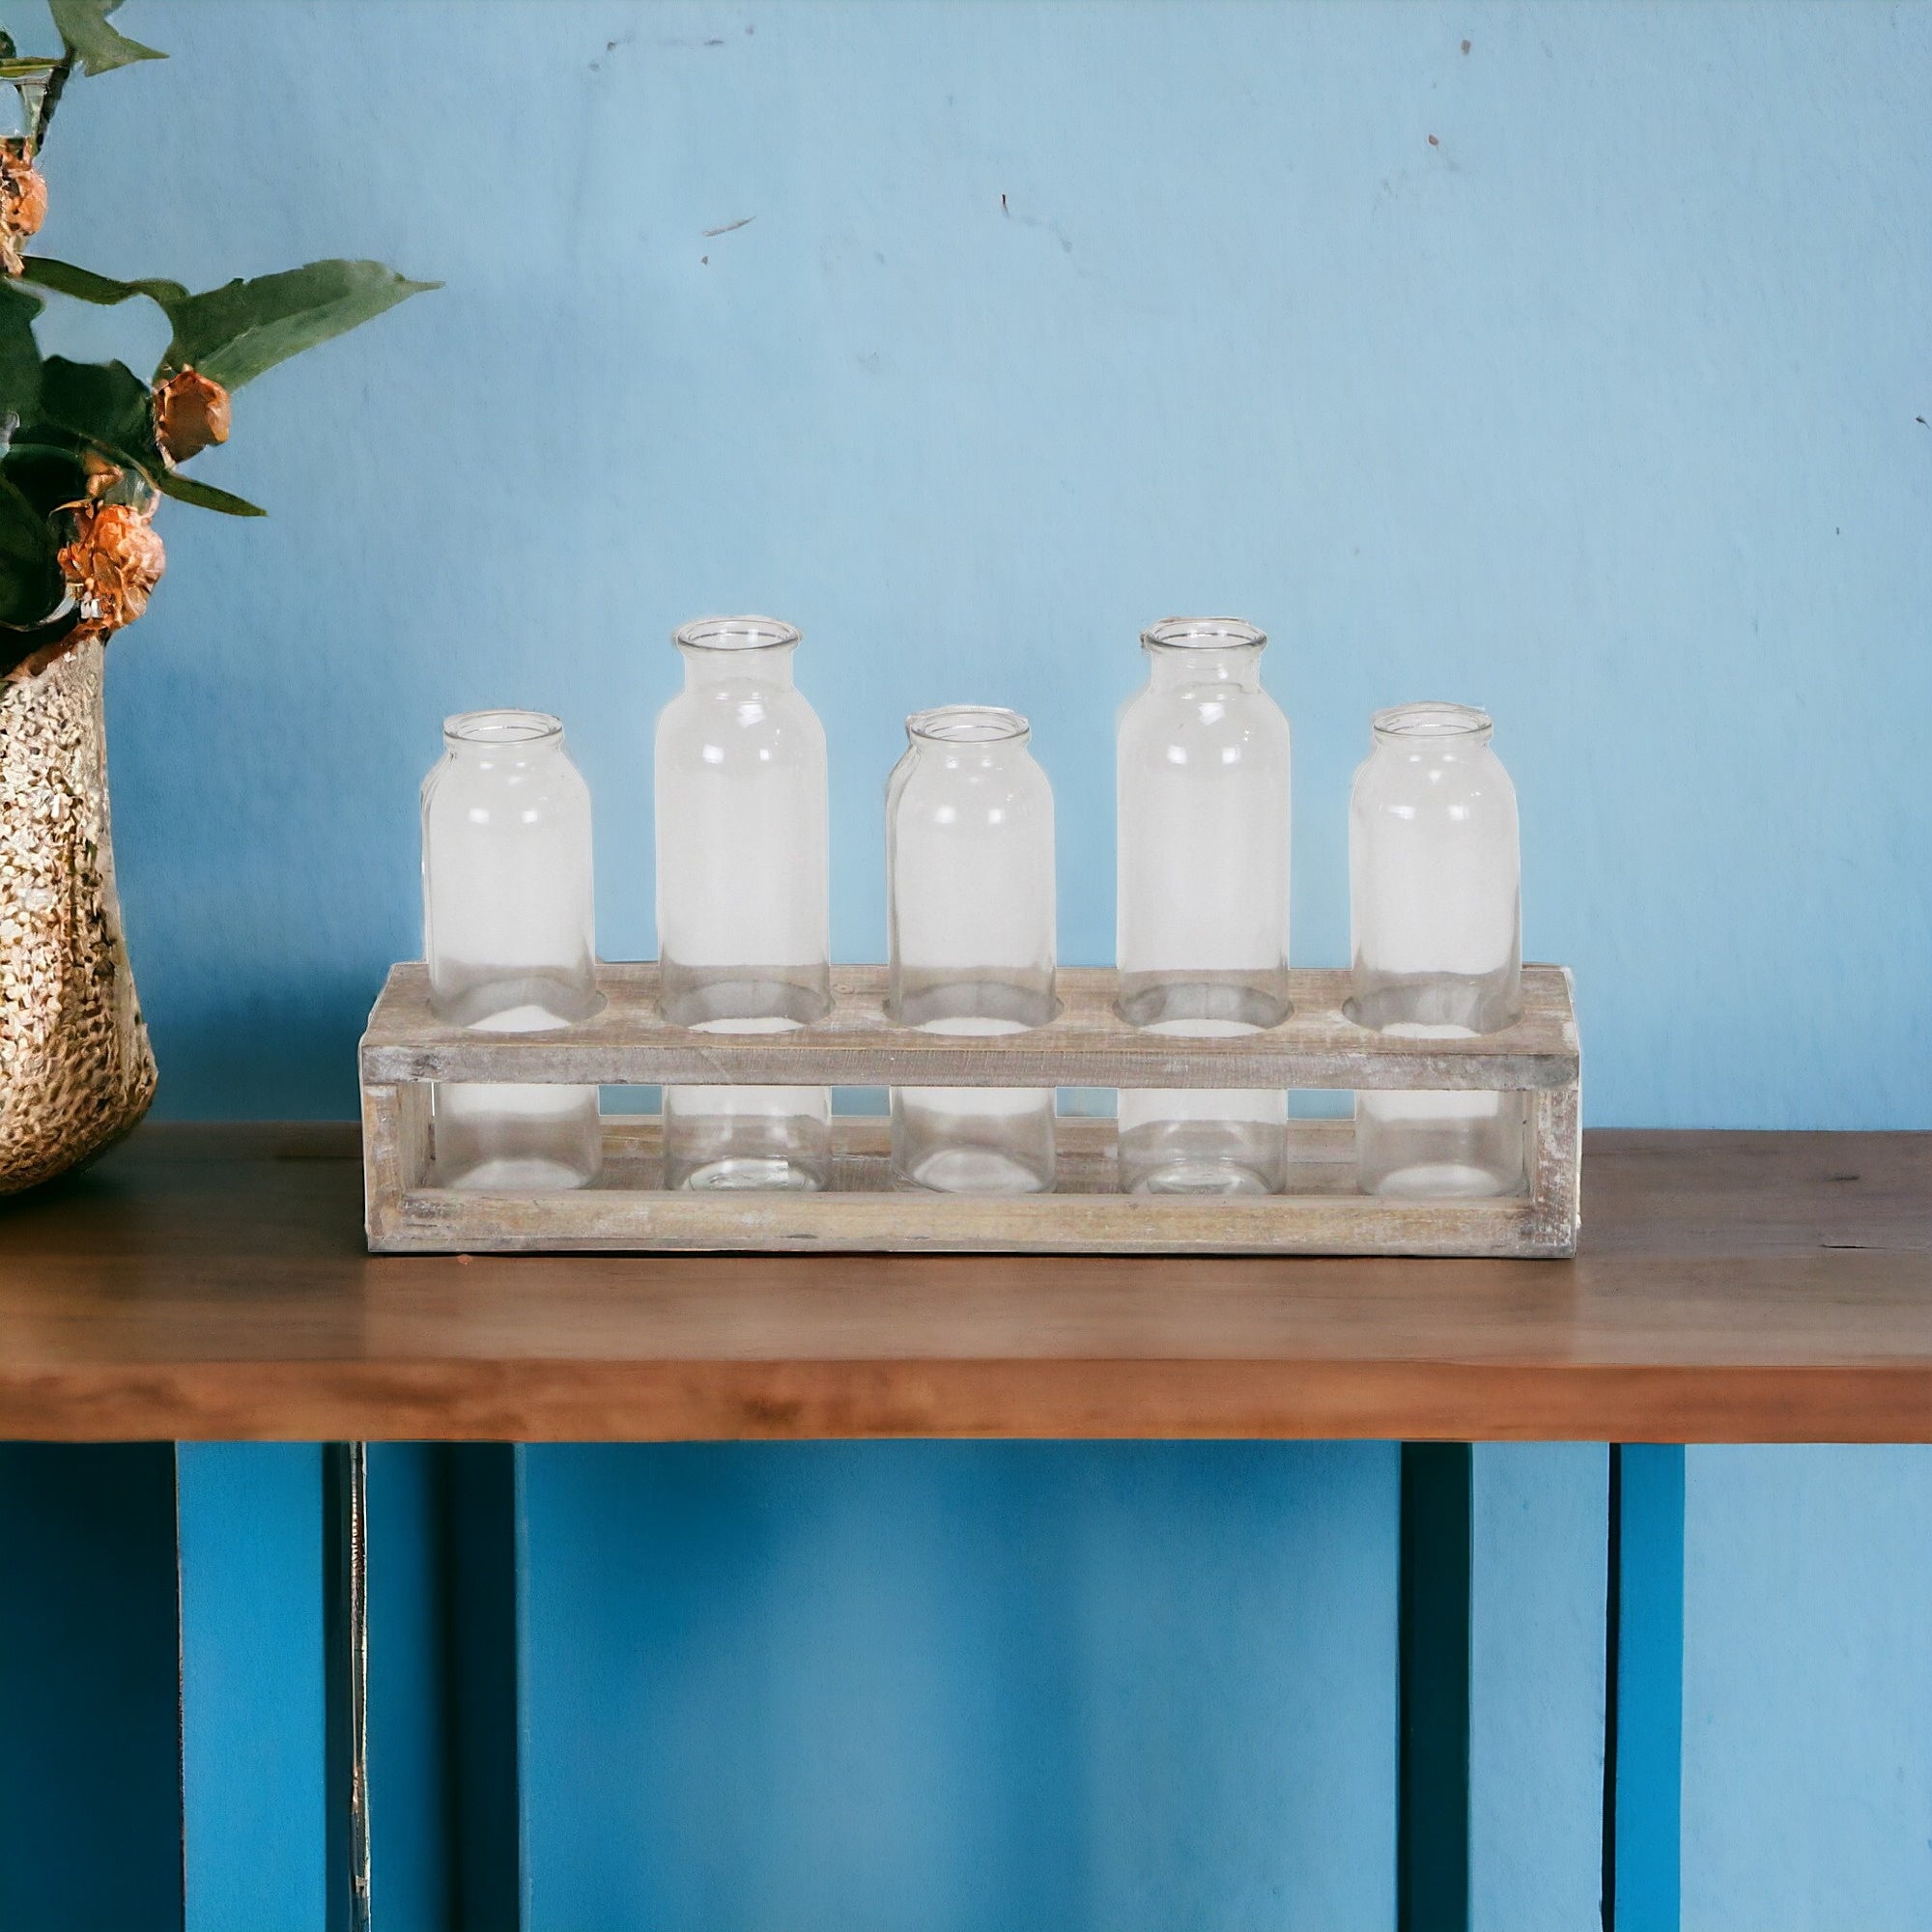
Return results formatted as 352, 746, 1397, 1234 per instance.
655, 616, 831, 1191
1350, 701, 1523, 1197
420, 710, 602, 1190
887, 705, 1057, 1194
1116, 616, 1292, 1194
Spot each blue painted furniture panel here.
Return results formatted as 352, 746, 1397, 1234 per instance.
1468, 1444, 1607, 1932
1681, 1446, 1932, 1932
0, 1444, 184, 1932
521, 1442, 1399, 1931
1611, 1445, 1685, 1932
366, 1443, 455, 1932
176, 1443, 327, 1932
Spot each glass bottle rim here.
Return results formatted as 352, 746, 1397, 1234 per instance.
672, 614, 802, 653
1372, 701, 1492, 744
1140, 615, 1266, 653
443, 708, 563, 748
906, 703, 1029, 746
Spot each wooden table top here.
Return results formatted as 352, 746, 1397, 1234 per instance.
1, 1123, 1927, 1443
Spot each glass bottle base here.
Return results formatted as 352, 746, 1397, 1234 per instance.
1364, 1158, 1516, 1200
433, 1082, 601, 1191
677, 1155, 824, 1192
445, 1154, 599, 1193
662, 1084, 831, 1193
1116, 1111, 1287, 1197
896, 1146, 1052, 1194
1355, 1090, 1525, 1199
1115, 1023, 1288, 1196
890, 1087, 1055, 1196
1126, 1154, 1279, 1197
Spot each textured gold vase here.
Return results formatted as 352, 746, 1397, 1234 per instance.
1, 637, 156, 1193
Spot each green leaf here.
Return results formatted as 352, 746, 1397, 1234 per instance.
3, 440, 90, 518
0, 280, 43, 425
158, 259, 439, 389
19, 255, 188, 311
152, 467, 263, 517
22, 257, 436, 390
0, 469, 64, 628
48, 0, 163, 74
35, 354, 160, 469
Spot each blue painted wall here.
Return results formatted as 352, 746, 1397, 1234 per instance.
1682, 1448, 1932, 1930
1468, 1445, 1606, 1932
5, 3, 1929, 1926
14, 0, 1926, 1127
176, 1444, 328, 1931
521, 1442, 1399, 1932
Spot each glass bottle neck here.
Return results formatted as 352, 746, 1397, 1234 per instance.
905, 704, 1029, 760
1371, 702, 1492, 755
680, 643, 796, 689
444, 747, 563, 770
1147, 643, 1264, 692
442, 711, 565, 760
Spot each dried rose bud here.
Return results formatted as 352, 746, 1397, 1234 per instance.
0, 138, 47, 278
80, 451, 125, 500
57, 500, 167, 635
154, 367, 232, 464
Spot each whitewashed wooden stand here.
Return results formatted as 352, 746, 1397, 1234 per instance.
360, 962, 1580, 1257
351, 958, 1577, 1918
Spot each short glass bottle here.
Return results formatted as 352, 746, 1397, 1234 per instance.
420, 710, 602, 1190
887, 705, 1057, 1194
654, 616, 831, 1191
1116, 617, 1292, 1194
1350, 701, 1524, 1197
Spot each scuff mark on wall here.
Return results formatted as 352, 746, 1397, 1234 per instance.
997, 194, 1074, 255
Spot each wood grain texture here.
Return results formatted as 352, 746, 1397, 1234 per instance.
359, 962, 1580, 1090
2, 1124, 1929, 1444
369, 1115, 1574, 1260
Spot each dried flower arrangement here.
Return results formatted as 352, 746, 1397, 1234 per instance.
0, 0, 435, 681
1, 1, 434, 1195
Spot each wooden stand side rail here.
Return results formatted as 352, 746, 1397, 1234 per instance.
359, 963, 1581, 1258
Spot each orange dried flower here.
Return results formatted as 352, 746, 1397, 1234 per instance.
0, 136, 46, 278
154, 368, 232, 464
0, 138, 46, 276
58, 501, 167, 635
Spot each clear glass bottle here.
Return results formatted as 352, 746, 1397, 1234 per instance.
420, 710, 602, 1190
1350, 701, 1523, 1197
887, 705, 1057, 1194
655, 616, 831, 1191
1116, 617, 1293, 1194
